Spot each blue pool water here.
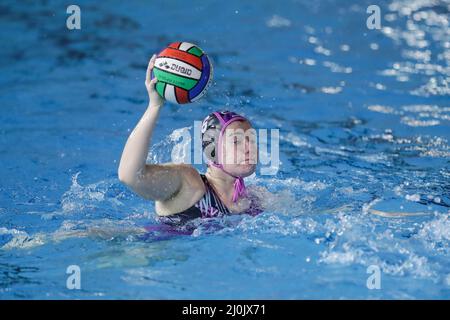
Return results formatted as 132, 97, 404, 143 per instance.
0, 0, 449, 299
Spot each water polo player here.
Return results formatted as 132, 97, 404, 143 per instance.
118, 54, 263, 226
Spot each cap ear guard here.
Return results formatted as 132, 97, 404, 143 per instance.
202, 129, 218, 162
201, 113, 220, 162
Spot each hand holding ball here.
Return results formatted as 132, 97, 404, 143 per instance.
150, 42, 213, 104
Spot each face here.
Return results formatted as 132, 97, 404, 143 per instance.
219, 120, 257, 177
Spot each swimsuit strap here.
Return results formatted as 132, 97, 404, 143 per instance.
198, 174, 231, 217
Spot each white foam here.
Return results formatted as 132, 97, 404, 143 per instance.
417, 214, 450, 245
266, 15, 291, 28
320, 86, 342, 94
280, 132, 310, 147
0, 227, 46, 250
367, 105, 396, 114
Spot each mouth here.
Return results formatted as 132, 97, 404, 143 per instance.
241, 158, 256, 164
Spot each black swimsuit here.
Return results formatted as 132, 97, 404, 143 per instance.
156, 174, 262, 226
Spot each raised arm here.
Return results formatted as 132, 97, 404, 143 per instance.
118, 54, 188, 201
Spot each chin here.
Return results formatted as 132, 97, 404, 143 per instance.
234, 163, 257, 177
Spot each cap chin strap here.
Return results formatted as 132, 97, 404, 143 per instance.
209, 111, 249, 203
209, 161, 246, 203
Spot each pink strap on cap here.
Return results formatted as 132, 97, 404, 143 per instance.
210, 111, 248, 203
209, 162, 247, 203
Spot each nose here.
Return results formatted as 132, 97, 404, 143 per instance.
244, 137, 251, 154
244, 136, 256, 156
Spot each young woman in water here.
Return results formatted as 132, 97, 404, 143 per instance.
118, 54, 263, 226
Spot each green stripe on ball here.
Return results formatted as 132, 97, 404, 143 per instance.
187, 46, 203, 57
154, 68, 198, 90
